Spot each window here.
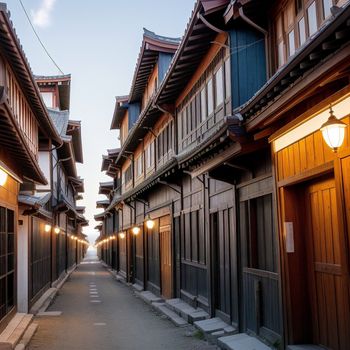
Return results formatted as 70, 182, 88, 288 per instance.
0, 207, 15, 321
307, 2, 318, 36
240, 194, 276, 272
276, 15, 285, 67
288, 30, 296, 56
135, 155, 143, 178
215, 66, 224, 107
224, 59, 231, 99
157, 123, 173, 160
200, 88, 207, 122
323, 0, 332, 18
298, 17, 306, 45
295, 0, 303, 13
207, 78, 213, 115
124, 165, 132, 185
146, 141, 154, 169
278, 42, 285, 67
41, 92, 53, 108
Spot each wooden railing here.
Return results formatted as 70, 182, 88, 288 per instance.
6, 65, 39, 158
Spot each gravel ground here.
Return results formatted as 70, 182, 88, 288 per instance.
28, 249, 218, 350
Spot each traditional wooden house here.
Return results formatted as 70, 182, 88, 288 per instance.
226, 0, 350, 348
0, 3, 62, 329
35, 76, 88, 285
96, 29, 181, 292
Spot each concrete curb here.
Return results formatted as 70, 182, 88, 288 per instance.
30, 265, 77, 315
14, 265, 77, 349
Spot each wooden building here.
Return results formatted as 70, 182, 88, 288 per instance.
229, 1, 350, 348
0, 3, 62, 329
96, 0, 350, 348
35, 76, 88, 286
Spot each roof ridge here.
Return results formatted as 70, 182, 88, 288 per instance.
143, 27, 181, 43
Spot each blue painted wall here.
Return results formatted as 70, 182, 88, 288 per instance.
229, 24, 266, 109
128, 102, 140, 130
158, 52, 174, 83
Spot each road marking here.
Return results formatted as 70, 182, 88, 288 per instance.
89, 291, 98, 294
90, 295, 99, 298
93, 323, 106, 326
90, 300, 101, 303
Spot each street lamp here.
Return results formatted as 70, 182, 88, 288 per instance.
132, 226, 140, 235
321, 106, 347, 152
44, 224, 52, 233
119, 232, 126, 239
0, 168, 8, 187
54, 226, 60, 234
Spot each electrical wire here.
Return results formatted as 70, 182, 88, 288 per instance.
18, 0, 64, 75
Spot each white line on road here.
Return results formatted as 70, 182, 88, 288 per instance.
90, 295, 99, 298
93, 323, 106, 326
90, 300, 101, 303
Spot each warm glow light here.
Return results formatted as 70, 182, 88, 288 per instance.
0, 168, 8, 187
54, 226, 60, 234
146, 219, 155, 229
132, 226, 140, 235
321, 107, 347, 152
119, 233, 126, 239
44, 224, 51, 233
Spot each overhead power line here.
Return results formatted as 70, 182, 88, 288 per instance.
18, 0, 64, 75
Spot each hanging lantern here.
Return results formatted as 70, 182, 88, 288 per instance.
54, 226, 60, 234
132, 226, 140, 235
119, 232, 126, 239
44, 224, 52, 233
321, 106, 347, 152
145, 214, 155, 229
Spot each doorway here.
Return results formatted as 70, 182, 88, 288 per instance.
285, 174, 349, 349
160, 215, 172, 299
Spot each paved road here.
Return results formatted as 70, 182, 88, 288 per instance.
28, 248, 216, 350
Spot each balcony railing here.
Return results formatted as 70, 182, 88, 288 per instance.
6, 64, 39, 158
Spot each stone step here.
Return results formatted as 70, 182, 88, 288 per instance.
194, 317, 230, 334
132, 283, 143, 292
0, 313, 33, 348
153, 302, 188, 327
136, 290, 164, 305
165, 298, 209, 324
287, 346, 326, 350
217, 333, 271, 350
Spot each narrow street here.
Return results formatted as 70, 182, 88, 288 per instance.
27, 250, 215, 350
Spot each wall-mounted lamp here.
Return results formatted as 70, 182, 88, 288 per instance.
0, 168, 8, 187
54, 226, 60, 234
132, 226, 140, 235
44, 224, 52, 233
119, 232, 126, 239
321, 106, 347, 152
145, 215, 155, 229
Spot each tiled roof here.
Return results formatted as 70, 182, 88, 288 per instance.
48, 108, 70, 137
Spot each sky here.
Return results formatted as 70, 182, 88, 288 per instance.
8, 0, 195, 243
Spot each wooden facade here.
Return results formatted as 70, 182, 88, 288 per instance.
96, 0, 350, 348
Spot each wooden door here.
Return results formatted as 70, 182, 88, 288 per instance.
210, 209, 233, 323
160, 216, 172, 299
305, 176, 349, 349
